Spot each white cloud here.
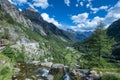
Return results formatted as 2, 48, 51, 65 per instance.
76, 4, 79, 7
90, 6, 108, 14
71, 13, 104, 31
103, 0, 120, 26
41, 13, 62, 27
86, 3, 90, 8
86, 0, 92, 8
9, 0, 27, 5
71, 0, 120, 31
71, 13, 89, 24
33, 0, 49, 9
80, 2, 84, 6
8, 0, 49, 9
86, 0, 108, 14
64, 0, 70, 6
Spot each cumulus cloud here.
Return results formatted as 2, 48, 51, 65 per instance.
64, 0, 70, 6
71, 0, 120, 31
71, 13, 89, 24
33, 0, 49, 9
41, 13, 62, 27
71, 14, 103, 31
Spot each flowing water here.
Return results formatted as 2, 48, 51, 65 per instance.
12, 62, 71, 80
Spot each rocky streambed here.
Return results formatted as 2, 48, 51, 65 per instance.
12, 62, 102, 80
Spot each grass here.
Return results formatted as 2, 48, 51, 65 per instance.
93, 68, 120, 73
102, 74, 120, 80
0, 54, 13, 80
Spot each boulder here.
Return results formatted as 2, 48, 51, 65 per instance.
31, 61, 40, 65
46, 75, 54, 80
52, 64, 64, 69
41, 62, 53, 68
90, 70, 102, 80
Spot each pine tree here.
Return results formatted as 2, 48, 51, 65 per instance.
80, 23, 115, 68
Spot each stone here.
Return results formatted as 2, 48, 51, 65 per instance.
52, 64, 64, 69
14, 68, 21, 73
41, 62, 53, 68
90, 70, 102, 80
31, 61, 40, 65
46, 75, 54, 80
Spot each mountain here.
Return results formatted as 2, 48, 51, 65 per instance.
66, 29, 92, 41
22, 8, 75, 42
0, 0, 79, 63
107, 19, 120, 42
0, 0, 32, 28
107, 19, 120, 60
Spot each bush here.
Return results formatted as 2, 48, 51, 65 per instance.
2, 45, 16, 59
102, 74, 120, 80
0, 54, 13, 80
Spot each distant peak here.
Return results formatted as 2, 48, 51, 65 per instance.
27, 7, 38, 12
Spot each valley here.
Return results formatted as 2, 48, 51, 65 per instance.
0, 0, 120, 80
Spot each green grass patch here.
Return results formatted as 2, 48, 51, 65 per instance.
93, 68, 120, 73
0, 54, 13, 80
102, 74, 120, 80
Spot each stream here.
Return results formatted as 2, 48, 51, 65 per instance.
11, 62, 102, 80
12, 62, 71, 80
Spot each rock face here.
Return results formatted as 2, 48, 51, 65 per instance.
22, 8, 73, 41
0, 0, 32, 28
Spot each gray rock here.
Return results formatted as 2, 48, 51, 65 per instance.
52, 64, 64, 69
47, 75, 54, 80
41, 62, 53, 68
0, 0, 32, 28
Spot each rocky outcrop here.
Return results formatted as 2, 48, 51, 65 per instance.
22, 8, 74, 41
0, 0, 32, 28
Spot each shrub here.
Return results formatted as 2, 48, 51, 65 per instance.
0, 54, 13, 80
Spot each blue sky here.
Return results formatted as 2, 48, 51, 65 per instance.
8, 0, 120, 32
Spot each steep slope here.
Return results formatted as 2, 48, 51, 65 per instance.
107, 19, 120, 41
0, 0, 78, 64
107, 19, 120, 59
22, 8, 74, 42
0, 0, 32, 28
